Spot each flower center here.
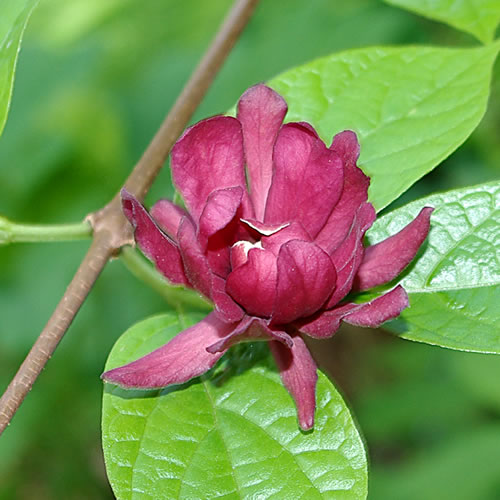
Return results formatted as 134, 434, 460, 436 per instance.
230, 240, 263, 269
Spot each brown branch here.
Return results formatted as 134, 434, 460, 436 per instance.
0, 0, 259, 436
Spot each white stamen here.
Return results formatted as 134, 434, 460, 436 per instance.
240, 219, 289, 236
232, 239, 263, 258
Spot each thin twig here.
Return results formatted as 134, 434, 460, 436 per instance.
0, 0, 259, 436
0, 233, 112, 430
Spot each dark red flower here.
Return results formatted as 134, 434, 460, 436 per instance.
102, 84, 433, 430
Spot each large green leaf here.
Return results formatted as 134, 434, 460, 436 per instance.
366, 181, 500, 352
269, 44, 499, 211
383, 0, 500, 44
0, 0, 38, 136
102, 313, 368, 499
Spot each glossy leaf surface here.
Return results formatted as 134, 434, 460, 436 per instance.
0, 0, 38, 136
383, 0, 500, 43
366, 182, 500, 352
102, 313, 368, 499
269, 44, 499, 211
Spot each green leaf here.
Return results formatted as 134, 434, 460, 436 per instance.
269, 44, 499, 211
365, 181, 500, 353
368, 181, 500, 292
102, 313, 368, 499
0, 0, 38, 136
388, 286, 500, 353
383, 0, 500, 44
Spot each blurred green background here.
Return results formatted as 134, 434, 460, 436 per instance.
0, 0, 499, 498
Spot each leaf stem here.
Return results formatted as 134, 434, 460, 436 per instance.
120, 246, 211, 311
0, 217, 92, 244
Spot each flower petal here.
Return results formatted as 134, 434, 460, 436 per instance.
325, 202, 376, 307
315, 131, 370, 254
269, 335, 318, 431
237, 84, 287, 220
206, 316, 292, 353
171, 116, 247, 222
343, 285, 409, 327
211, 275, 245, 324
265, 123, 344, 238
101, 312, 236, 389
177, 217, 244, 323
150, 199, 188, 237
354, 207, 434, 290
198, 187, 244, 243
298, 285, 409, 338
177, 216, 212, 298
272, 240, 336, 325
121, 189, 188, 286
226, 246, 277, 318
261, 221, 311, 256
199, 187, 245, 277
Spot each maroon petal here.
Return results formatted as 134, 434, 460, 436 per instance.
177, 219, 244, 323
343, 285, 409, 327
315, 131, 370, 254
269, 335, 318, 431
265, 123, 344, 239
205, 230, 234, 279
102, 312, 236, 388
226, 246, 277, 318
295, 309, 344, 339
206, 316, 292, 353
298, 285, 409, 338
151, 199, 188, 237
201, 190, 252, 278
325, 202, 376, 307
354, 207, 434, 291
237, 84, 287, 220
177, 216, 212, 298
261, 221, 312, 256
171, 116, 247, 222
121, 189, 188, 286
211, 275, 245, 324
272, 240, 336, 325
198, 187, 244, 244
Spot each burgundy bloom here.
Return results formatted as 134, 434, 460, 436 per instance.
102, 84, 433, 430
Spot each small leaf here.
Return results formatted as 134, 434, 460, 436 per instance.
366, 182, 500, 353
269, 44, 499, 211
102, 313, 368, 499
0, 0, 38, 136
383, 0, 500, 44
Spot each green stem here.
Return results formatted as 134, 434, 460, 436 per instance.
120, 246, 212, 311
0, 217, 92, 244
